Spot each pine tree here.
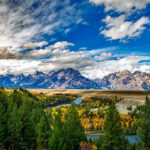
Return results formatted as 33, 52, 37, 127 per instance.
64, 104, 86, 150
102, 101, 127, 150
19, 100, 37, 150
0, 90, 8, 149
8, 104, 23, 150
49, 109, 66, 150
137, 96, 150, 150
37, 111, 51, 149
11, 89, 22, 107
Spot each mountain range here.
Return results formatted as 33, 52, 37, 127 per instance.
0, 68, 99, 89
95, 70, 150, 90
0, 68, 150, 90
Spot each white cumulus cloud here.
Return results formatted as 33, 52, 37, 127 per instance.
94, 52, 118, 60
20, 41, 48, 49
89, 0, 150, 13
101, 15, 150, 41
47, 41, 74, 50
0, 40, 150, 79
81, 56, 150, 79
89, 0, 150, 41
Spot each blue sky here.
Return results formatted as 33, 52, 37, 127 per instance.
0, 0, 150, 79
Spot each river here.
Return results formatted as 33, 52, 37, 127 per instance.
73, 97, 83, 104
86, 134, 139, 144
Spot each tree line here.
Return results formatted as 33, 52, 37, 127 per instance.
0, 88, 150, 150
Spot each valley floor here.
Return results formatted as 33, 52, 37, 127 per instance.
28, 89, 148, 114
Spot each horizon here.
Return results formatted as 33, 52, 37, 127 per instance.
0, 0, 150, 79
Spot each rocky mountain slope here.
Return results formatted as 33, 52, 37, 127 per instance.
0, 69, 150, 89
0, 68, 99, 89
95, 70, 150, 90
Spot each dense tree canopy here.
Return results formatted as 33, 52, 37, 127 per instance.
0, 88, 150, 150
0, 88, 86, 150
137, 96, 150, 150
102, 101, 127, 150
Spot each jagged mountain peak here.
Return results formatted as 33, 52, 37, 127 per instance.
55, 68, 80, 75
116, 70, 131, 76
33, 71, 45, 77
0, 68, 99, 89
1, 69, 150, 90
96, 70, 150, 90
